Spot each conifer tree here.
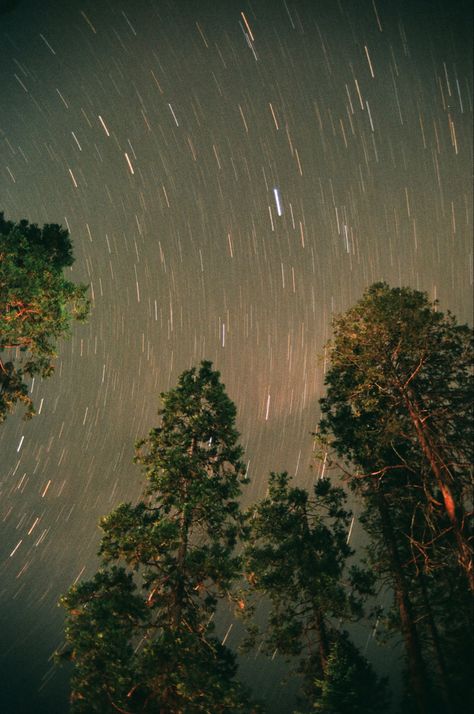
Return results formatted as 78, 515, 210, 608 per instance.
242, 472, 375, 711
60, 361, 256, 713
318, 283, 473, 714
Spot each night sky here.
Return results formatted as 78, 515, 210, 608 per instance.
0, 1, 472, 712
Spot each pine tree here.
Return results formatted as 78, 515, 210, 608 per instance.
318, 282, 474, 714
242, 471, 375, 710
319, 282, 473, 589
59, 361, 256, 713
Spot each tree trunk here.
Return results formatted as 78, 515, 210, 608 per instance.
404, 391, 474, 592
171, 437, 197, 629
418, 573, 453, 714
172, 513, 188, 630
315, 609, 329, 673
376, 491, 430, 714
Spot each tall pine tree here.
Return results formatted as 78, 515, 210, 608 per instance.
60, 361, 256, 713
318, 283, 473, 714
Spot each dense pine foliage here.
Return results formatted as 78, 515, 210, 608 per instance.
0, 212, 89, 421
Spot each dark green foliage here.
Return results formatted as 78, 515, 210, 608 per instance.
313, 632, 389, 714
60, 362, 256, 712
59, 567, 148, 713
0, 212, 89, 421
133, 630, 251, 713
242, 471, 375, 709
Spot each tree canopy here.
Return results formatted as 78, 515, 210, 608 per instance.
0, 212, 89, 421
319, 282, 473, 585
